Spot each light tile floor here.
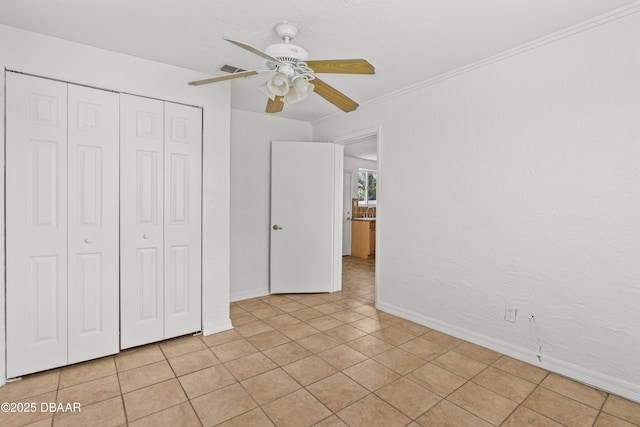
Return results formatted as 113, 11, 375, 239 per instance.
1, 256, 639, 426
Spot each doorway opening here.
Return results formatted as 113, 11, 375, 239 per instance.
332, 128, 380, 307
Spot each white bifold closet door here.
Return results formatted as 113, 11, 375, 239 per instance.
163, 102, 203, 339
67, 84, 120, 364
120, 94, 202, 349
6, 73, 119, 377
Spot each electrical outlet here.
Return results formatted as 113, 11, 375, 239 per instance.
505, 306, 517, 323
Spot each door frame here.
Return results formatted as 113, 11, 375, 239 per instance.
330, 127, 381, 307
343, 170, 352, 255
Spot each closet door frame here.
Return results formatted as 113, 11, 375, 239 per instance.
5, 72, 204, 374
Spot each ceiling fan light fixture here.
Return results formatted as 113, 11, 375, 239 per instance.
285, 77, 314, 104
277, 63, 296, 77
266, 72, 290, 97
292, 76, 310, 92
259, 81, 276, 100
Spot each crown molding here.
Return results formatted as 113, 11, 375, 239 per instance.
312, 1, 640, 126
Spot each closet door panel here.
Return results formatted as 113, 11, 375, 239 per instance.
120, 94, 165, 349
6, 73, 68, 377
164, 102, 202, 338
67, 84, 120, 363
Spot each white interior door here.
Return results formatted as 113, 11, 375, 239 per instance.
6, 73, 69, 377
270, 141, 343, 294
343, 170, 352, 255
163, 102, 202, 339
67, 84, 120, 363
120, 94, 165, 349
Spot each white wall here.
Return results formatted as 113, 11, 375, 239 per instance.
230, 109, 312, 301
313, 10, 640, 402
0, 25, 233, 384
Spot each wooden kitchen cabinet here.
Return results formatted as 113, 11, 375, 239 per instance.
351, 219, 376, 259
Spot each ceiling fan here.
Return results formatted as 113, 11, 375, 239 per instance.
189, 21, 375, 113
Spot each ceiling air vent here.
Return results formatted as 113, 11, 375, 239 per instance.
220, 64, 246, 74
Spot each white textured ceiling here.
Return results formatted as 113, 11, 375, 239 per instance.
344, 136, 379, 162
0, 0, 636, 122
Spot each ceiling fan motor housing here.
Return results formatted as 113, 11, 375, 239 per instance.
265, 43, 309, 65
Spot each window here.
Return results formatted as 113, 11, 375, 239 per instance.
358, 169, 377, 206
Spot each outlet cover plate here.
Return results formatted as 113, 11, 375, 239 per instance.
505, 306, 517, 323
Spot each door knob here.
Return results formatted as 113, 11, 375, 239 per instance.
84, 237, 93, 244
272, 225, 283, 230
143, 233, 151, 239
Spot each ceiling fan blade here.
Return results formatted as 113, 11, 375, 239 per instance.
223, 37, 281, 64
189, 69, 259, 86
306, 59, 375, 74
312, 78, 359, 112
266, 96, 285, 113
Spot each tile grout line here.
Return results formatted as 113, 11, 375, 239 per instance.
113, 354, 130, 427
50, 370, 62, 427
159, 340, 205, 427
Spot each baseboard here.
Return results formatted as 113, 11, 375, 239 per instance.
202, 318, 233, 336
377, 301, 640, 404
230, 288, 270, 302
538, 353, 640, 404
